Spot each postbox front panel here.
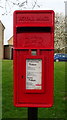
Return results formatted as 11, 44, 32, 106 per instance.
13, 10, 54, 107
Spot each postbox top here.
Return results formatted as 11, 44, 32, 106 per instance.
14, 10, 54, 14
14, 10, 54, 27
13, 10, 54, 49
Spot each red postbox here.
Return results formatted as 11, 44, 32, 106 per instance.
13, 10, 54, 107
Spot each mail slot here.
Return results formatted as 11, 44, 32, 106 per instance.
13, 10, 54, 107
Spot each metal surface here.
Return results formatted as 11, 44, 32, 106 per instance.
28, 107, 38, 120
13, 10, 54, 107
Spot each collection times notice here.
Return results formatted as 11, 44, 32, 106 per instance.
26, 59, 42, 90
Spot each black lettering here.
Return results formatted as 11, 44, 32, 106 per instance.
29, 63, 36, 66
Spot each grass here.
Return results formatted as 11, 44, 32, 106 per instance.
2, 60, 66, 119
0, 60, 2, 119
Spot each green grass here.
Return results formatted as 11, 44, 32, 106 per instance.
2, 60, 66, 119
0, 60, 2, 119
